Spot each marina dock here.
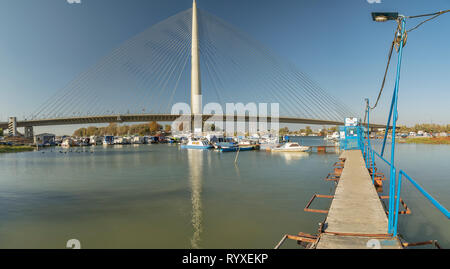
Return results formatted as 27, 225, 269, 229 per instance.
275, 123, 448, 249
315, 150, 402, 249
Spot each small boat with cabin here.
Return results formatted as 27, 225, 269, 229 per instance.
271, 142, 311, 152
215, 142, 258, 152
103, 136, 114, 145
181, 138, 213, 149
61, 138, 74, 148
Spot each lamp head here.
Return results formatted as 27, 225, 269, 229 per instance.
371, 12, 399, 22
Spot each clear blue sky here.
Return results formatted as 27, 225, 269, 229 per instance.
0, 0, 449, 135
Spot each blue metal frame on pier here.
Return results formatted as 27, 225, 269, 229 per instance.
341, 121, 450, 237
355, 17, 450, 236
339, 33, 449, 234
386, 17, 406, 234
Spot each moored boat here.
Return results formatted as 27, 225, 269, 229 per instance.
132, 136, 145, 144
238, 145, 259, 151
61, 138, 74, 148
180, 139, 213, 149
215, 142, 259, 152
271, 142, 311, 152
90, 136, 103, 145
103, 136, 114, 145
114, 137, 124, 145
215, 142, 238, 152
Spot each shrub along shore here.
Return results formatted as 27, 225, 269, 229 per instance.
404, 137, 450, 145
0, 145, 35, 153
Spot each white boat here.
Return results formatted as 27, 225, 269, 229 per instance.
122, 136, 132, 144
325, 132, 340, 141
114, 137, 124, 145
180, 139, 213, 149
90, 136, 103, 145
132, 136, 144, 144
271, 142, 311, 152
237, 139, 258, 146
61, 138, 74, 148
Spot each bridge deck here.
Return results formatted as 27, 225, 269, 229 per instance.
0, 114, 387, 129
315, 150, 402, 249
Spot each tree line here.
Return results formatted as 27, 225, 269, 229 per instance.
397, 124, 450, 133
279, 123, 450, 136
280, 126, 322, 136
71, 122, 449, 137
73, 122, 171, 137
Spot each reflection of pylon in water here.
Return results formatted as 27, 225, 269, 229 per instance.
188, 147, 203, 249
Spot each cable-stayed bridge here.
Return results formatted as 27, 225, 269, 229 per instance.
1, 1, 384, 136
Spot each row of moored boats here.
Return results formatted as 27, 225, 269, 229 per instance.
58, 134, 312, 152
180, 137, 311, 152
60, 135, 171, 147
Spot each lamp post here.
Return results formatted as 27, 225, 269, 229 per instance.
371, 8, 450, 237
371, 12, 406, 235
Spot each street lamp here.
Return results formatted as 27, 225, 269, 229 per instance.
370, 8, 450, 238
371, 12, 399, 22
370, 11, 406, 236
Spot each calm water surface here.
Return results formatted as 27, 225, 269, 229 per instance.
0, 137, 448, 248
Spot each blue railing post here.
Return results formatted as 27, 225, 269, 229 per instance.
371, 149, 375, 184
388, 17, 406, 234
366, 99, 373, 171
365, 146, 368, 167
393, 170, 403, 236
366, 143, 369, 167
365, 142, 368, 167
362, 138, 364, 153
388, 166, 396, 233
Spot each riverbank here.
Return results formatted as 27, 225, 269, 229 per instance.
0, 145, 35, 153
404, 137, 450, 145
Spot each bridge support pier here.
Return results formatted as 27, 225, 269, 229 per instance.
8, 117, 17, 136
24, 126, 34, 139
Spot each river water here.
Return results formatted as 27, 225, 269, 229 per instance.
0, 137, 448, 248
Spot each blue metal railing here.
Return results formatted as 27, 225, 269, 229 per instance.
359, 133, 450, 236
349, 15, 449, 238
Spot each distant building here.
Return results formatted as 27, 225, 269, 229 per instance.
34, 133, 55, 146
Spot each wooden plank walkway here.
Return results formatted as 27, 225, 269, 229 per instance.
315, 150, 402, 249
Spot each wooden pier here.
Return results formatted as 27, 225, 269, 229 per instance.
310, 145, 339, 153
314, 150, 402, 249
